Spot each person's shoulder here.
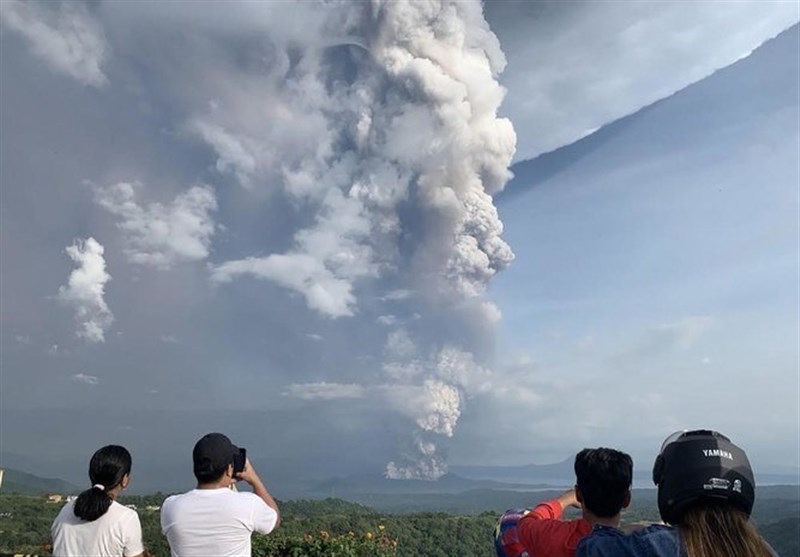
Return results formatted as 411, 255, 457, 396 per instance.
53, 500, 76, 522
585, 524, 675, 541
109, 500, 140, 520
632, 524, 675, 539
236, 490, 261, 499
163, 492, 179, 503
235, 490, 269, 507
234, 491, 275, 519
163, 490, 194, 503
581, 525, 626, 541
578, 524, 678, 554
204, 488, 252, 504
161, 490, 195, 511
577, 525, 631, 557
534, 516, 591, 531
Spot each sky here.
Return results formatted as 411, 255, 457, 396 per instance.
0, 0, 798, 492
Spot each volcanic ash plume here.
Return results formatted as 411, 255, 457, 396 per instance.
209, 0, 515, 314
382, 335, 492, 479
386, 434, 448, 480
194, 0, 516, 478
366, 0, 516, 302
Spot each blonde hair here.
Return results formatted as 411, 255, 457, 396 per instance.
680, 500, 771, 557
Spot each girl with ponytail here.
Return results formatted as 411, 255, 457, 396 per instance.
51, 445, 145, 557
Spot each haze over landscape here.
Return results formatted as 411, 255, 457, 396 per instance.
1, 0, 798, 497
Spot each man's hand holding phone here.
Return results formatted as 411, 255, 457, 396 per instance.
235, 457, 260, 485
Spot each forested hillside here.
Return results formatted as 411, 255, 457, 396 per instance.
1, 490, 797, 557
0, 469, 80, 496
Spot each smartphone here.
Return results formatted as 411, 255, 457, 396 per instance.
233, 448, 247, 477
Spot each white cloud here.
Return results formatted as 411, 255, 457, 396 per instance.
380, 290, 413, 302
211, 253, 356, 318
624, 315, 715, 359
191, 121, 257, 188
490, 384, 542, 406
95, 182, 217, 269
284, 382, 367, 400
384, 329, 417, 360
58, 237, 113, 343
0, 0, 109, 87
382, 361, 425, 383
654, 316, 714, 351
72, 373, 99, 385
212, 187, 379, 318
377, 314, 398, 326
489, 1, 799, 160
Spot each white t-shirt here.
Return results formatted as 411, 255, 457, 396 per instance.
161, 488, 278, 557
51, 500, 144, 557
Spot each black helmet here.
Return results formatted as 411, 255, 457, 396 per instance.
651, 429, 755, 525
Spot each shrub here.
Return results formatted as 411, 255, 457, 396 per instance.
252, 527, 397, 557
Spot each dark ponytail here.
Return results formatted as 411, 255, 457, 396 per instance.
73, 445, 132, 522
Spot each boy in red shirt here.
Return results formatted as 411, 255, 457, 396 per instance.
497, 447, 633, 557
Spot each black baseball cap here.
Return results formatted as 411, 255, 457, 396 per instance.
193, 433, 239, 476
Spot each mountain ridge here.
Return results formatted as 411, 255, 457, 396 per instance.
0, 467, 82, 495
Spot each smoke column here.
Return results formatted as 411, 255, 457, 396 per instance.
193, 0, 515, 478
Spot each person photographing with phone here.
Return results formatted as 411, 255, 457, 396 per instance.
161, 433, 280, 557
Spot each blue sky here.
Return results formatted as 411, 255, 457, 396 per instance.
479, 25, 799, 471
0, 0, 797, 490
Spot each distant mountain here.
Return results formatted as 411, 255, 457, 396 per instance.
755, 472, 800, 486
305, 484, 798, 517
307, 472, 558, 497
451, 459, 800, 487
451, 458, 574, 484
0, 467, 82, 495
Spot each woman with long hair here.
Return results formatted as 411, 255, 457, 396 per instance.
577, 429, 777, 557
680, 499, 774, 557
51, 445, 145, 557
